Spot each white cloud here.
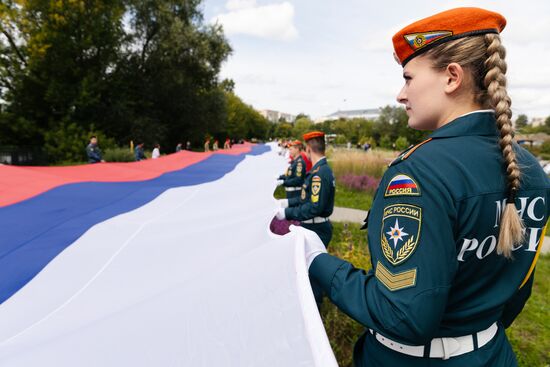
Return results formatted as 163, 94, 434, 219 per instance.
225, 0, 257, 11
212, 2, 298, 41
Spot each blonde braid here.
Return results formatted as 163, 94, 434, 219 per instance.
484, 33, 524, 258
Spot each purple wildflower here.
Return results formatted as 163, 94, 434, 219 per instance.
339, 174, 381, 193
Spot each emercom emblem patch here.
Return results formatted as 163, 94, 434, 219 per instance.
381, 204, 422, 266
384, 174, 420, 197
311, 176, 321, 203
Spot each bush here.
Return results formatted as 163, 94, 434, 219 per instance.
358, 136, 376, 148
379, 135, 392, 149
103, 147, 135, 162
44, 122, 116, 164
335, 135, 348, 145
339, 174, 381, 194
540, 140, 550, 155
395, 136, 410, 151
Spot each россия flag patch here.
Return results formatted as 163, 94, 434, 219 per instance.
384, 174, 421, 197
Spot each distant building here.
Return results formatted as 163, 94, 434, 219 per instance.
315, 108, 381, 123
530, 117, 546, 127
259, 109, 296, 123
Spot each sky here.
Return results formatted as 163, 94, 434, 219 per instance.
203, 0, 550, 120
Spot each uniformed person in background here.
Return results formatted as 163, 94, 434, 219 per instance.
277, 140, 306, 200
276, 131, 335, 306
86, 135, 104, 163
300, 144, 312, 173
294, 8, 550, 367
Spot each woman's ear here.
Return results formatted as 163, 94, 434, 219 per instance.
444, 62, 464, 94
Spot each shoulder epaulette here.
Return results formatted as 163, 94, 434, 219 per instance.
389, 138, 432, 167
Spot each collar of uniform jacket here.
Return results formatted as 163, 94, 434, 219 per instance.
428, 110, 499, 139
311, 157, 327, 172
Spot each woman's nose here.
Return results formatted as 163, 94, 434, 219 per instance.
396, 86, 407, 104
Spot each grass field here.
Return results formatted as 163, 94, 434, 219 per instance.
334, 184, 372, 211
322, 223, 550, 367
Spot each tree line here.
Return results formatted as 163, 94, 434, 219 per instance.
0, 0, 271, 163
275, 106, 431, 151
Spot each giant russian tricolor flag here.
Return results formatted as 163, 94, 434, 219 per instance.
0, 143, 337, 366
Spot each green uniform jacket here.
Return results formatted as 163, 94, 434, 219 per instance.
282, 155, 306, 188
309, 112, 550, 349
285, 157, 335, 221
86, 143, 102, 163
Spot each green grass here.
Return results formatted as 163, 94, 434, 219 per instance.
334, 184, 373, 211
275, 182, 373, 212
506, 253, 550, 366
321, 223, 370, 367
321, 223, 550, 367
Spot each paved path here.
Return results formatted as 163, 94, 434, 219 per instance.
330, 206, 368, 224
330, 206, 550, 255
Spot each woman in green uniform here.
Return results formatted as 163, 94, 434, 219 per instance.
300, 7, 550, 367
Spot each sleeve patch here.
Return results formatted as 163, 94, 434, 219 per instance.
384, 174, 421, 197
375, 261, 417, 291
311, 181, 321, 203
381, 204, 422, 266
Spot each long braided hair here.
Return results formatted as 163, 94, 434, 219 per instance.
424, 34, 524, 258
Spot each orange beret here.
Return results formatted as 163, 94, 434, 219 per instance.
392, 7, 506, 66
289, 140, 303, 147
303, 131, 325, 141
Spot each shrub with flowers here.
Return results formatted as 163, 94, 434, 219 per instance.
338, 173, 381, 194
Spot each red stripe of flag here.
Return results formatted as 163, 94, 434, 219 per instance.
389, 183, 417, 190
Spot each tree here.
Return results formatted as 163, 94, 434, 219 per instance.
1, 0, 126, 149
515, 114, 528, 129
276, 123, 293, 138
225, 92, 269, 140
395, 136, 410, 151
292, 117, 314, 139
545, 116, 550, 129
376, 105, 429, 145
0, 0, 232, 162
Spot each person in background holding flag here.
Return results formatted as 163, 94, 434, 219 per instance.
152, 144, 160, 159
86, 136, 104, 163
299, 142, 312, 173
276, 131, 335, 307
134, 143, 146, 161
277, 140, 307, 200
295, 7, 550, 367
